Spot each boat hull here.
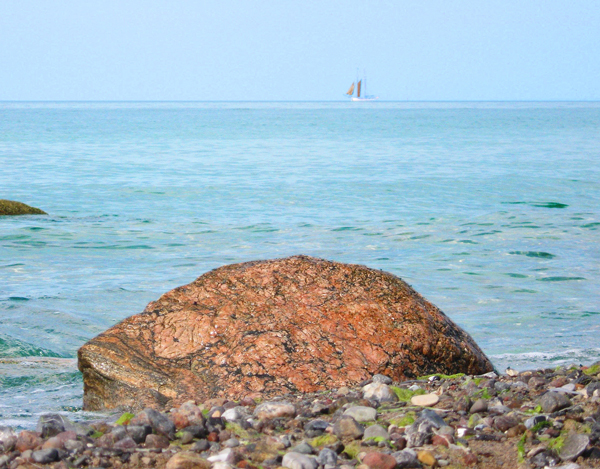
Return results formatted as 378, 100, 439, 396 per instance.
351, 97, 378, 101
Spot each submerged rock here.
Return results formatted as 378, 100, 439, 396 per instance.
0, 199, 46, 215
78, 256, 493, 410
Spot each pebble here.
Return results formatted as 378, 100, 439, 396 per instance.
282, 452, 318, 469
344, 405, 377, 422
207, 447, 236, 463
317, 448, 338, 466
417, 450, 437, 467
333, 416, 365, 439
362, 451, 397, 469
362, 382, 398, 403
32, 448, 59, 463
392, 448, 419, 468
469, 398, 487, 414
0, 367, 598, 469
372, 374, 393, 385
254, 401, 296, 420
559, 433, 590, 461
166, 451, 211, 469
363, 424, 389, 442
539, 391, 572, 413
411, 393, 439, 407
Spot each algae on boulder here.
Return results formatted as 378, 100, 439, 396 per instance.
78, 255, 494, 411
0, 200, 46, 216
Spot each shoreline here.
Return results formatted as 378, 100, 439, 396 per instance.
1, 361, 599, 469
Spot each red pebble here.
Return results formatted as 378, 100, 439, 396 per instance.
16, 431, 42, 452
362, 452, 397, 469
463, 452, 478, 465
207, 432, 219, 442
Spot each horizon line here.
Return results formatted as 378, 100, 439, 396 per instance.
1, 99, 600, 103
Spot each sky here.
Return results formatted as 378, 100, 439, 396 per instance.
1, 0, 599, 101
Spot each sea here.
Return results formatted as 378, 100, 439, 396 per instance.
1, 101, 599, 429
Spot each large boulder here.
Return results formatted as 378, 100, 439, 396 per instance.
78, 256, 493, 411
0, 199, 46, 215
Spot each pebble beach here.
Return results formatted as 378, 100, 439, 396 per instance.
1, 362, 599, 469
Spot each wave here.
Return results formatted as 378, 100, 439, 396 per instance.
0, 335, 63, 358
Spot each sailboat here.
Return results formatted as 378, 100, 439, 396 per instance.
346, 72, 378, 101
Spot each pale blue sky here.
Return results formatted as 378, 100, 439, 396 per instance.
1, 0, 599, 101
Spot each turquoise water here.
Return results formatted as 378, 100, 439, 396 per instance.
1, 101, 599, 428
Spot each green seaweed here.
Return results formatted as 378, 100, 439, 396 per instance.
389, 412, 416, 427
310, 434, 338, 447
225, 422, 250, 440
417, 373, 465, 380
584, 363, 600, 376
473, 388, 492, 399
364, 436, 388, 443
472, 378, 483, 386
523, 405, 543, 415
530, 420, 552, 432
342, 441, 362, 459
115, 412, 135, 426
517, 433, 526, 462
90, 431, 104, 439
390, 386, 425, 402
548, 433, 566, 451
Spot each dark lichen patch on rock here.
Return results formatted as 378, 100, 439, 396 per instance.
0, 199, 47, 216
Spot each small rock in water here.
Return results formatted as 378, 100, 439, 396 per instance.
559, 433, 589, 461
282, 452, 318, 469
411, 393, 439, 407
343, 405, 377, 422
